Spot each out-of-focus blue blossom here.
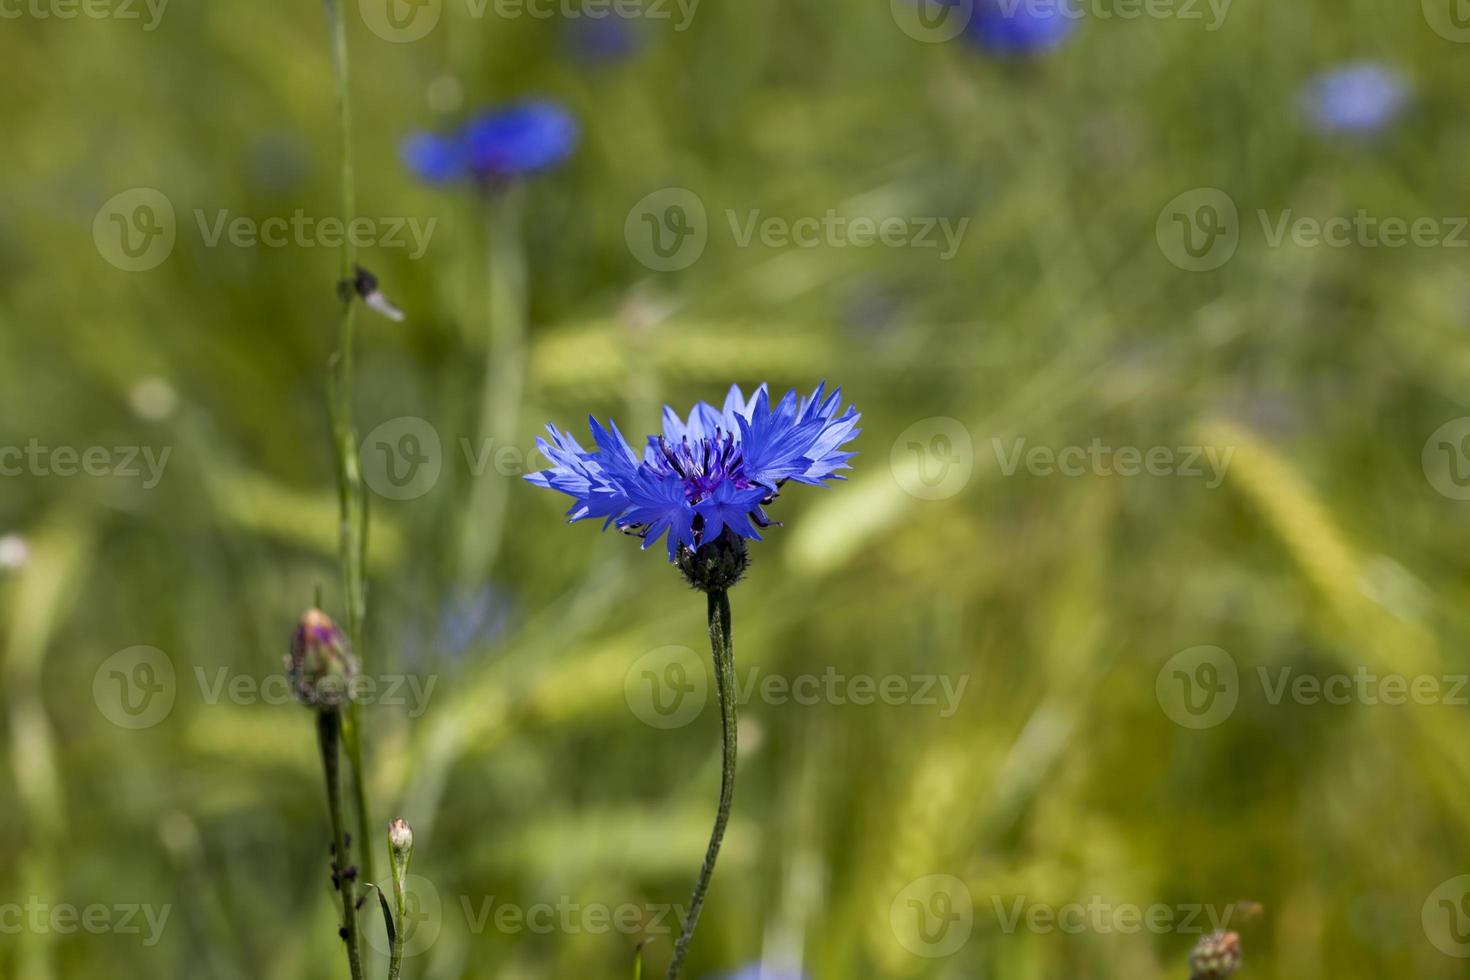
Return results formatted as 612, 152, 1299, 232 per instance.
705, 966, 807, 980
434, 584, 513, 658
401, 132, 467, 184
564, 16, 643, 64
402, 101, 579, 184
1300, 62, 1410, 136
963, 0, 1080, 56
404, 583, 514, 666
526, 384, 861, 561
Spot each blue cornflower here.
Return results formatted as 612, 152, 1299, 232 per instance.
1300, 62, 1410, 136
706, 967, 807, 980
564, 17, 643, 64
402, 100, 579, 185
964, 0, 1080, 56
526, 383, 860, 563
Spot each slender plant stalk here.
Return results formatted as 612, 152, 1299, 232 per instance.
318, 711, 365, 980
322, 0, 375, 890
388, 894, 405, 980
457, 184, 527, 581
666, 589, 737, 980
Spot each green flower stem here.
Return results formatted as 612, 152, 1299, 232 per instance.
666, 589, 737, 980
458, 184, 527, 582
388, 820, 413, 980
317, 710, 365, 980
322, 0, 375, 890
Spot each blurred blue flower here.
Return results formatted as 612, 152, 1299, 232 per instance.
564, 17, 643, 64
526, 383, 861, 561
402, 101, 579, 184
706, 967, 807, 980
1300, 62, 1410, 136
964, 0, 1080, 56
434, 584, 513, 658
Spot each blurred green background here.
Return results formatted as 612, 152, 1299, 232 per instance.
4, 1, 1470, 978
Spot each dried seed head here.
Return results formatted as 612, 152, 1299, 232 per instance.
1190, 931, 1241, 980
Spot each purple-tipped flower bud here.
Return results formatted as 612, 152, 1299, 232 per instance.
1190, 931, 1241, 980
287, 609, 359, 709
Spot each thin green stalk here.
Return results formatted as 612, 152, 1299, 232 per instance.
458, 184, 527, 582
318, 710, 365, 980
666, 589, 737, 980
387, 875, 406, 980
322, 0, 375, 889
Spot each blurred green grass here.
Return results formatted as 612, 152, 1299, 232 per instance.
4, 1, 1470, 978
